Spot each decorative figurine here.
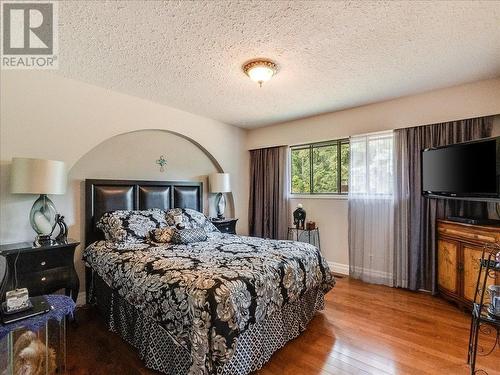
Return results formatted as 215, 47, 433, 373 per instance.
293, 204, 306, 230
54, 214, 68, 243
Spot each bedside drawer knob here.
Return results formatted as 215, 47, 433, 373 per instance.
41, 277, 46, 282
40, 261, 46, 266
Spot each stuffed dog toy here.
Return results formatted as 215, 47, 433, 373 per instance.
11, 330, 56, 375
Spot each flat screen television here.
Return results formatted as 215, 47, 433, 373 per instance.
422, 136, 500, 201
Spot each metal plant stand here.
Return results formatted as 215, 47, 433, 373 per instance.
287, 227, 321, 251
467, 243, 500, 375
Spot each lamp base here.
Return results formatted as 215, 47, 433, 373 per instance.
30, 194, 57, 247
215, 192, 226, 220
33, 235, 56, 248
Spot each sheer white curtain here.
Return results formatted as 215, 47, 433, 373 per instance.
348, 131, 394, 286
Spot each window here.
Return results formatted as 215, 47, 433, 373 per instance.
290, 139, 349, 194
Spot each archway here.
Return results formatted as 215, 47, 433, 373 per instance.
65, 129, 236, 301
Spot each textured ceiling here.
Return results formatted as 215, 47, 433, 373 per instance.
57, 1, 500, 128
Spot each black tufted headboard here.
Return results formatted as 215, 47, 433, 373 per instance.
85, 179, 203, 246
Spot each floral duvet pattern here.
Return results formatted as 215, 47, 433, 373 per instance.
83, 232, 334, 374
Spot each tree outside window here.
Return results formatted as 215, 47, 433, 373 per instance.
291, 139, 349, 194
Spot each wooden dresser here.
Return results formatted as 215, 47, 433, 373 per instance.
437, 219, 499, 309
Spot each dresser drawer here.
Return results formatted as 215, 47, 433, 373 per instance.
437, 222, 500, 245
211, 219, 238, 234
17, 267, 72, 296
14, 248, 74, 274
217, 223, 233, 233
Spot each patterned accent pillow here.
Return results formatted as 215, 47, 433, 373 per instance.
165, 208, 219, 233
171, 228, 208, 244
150, 227, 175, 243
97, 209, 168, 242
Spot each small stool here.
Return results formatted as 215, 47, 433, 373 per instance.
0, 295, 75, 374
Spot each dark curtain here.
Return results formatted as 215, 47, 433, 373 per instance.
248, 146, 289, 240
395, 116, 493, 293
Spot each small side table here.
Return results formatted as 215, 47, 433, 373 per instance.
0, 295, 75, 374
211, 218, 238, 234
287, 227, 321, 251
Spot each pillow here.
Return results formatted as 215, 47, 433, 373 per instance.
166, 208, 219, 233
97, 209, 167, 242
171, 228, 208, 244
150, 227, 175, 243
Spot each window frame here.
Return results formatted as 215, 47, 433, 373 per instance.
290, 138, 350, 196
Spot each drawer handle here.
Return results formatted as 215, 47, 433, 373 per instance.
41, 277, 46, 282
40, 261, 46, 266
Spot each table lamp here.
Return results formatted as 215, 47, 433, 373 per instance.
10, 158, 66, 246
209, 173, 231, 220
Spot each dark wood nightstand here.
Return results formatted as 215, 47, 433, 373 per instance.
211, 218, 238, 234
0, 239, 80, 303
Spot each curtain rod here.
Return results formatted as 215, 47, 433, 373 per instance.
248, 144, 288, 151
350, 129, 394, 138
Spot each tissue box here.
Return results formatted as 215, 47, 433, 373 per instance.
5, 288, 30, 313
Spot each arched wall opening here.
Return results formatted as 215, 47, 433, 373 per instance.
65, 129, 236, 297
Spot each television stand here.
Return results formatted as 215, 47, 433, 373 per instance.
437, 219, 500, 310
447, 216, 500, 226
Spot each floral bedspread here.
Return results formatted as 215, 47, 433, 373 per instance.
83, 232, 334, 374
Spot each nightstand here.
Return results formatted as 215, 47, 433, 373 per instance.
0, 239, 80, 303
211, 218, 238, 234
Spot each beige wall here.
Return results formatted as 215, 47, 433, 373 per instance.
0, 72, 250, 298
248, 78, 500, 271
289, 197, 349, 270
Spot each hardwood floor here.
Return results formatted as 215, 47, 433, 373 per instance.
66, 277, 500, 375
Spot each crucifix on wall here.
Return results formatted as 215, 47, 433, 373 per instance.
156, 155, 167, 172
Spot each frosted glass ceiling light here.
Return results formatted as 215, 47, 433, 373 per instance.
243, 59, 278, 87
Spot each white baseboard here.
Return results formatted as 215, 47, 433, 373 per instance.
76, 291, 86, 307
328, 261, 349, 275
350, 265, 393, 280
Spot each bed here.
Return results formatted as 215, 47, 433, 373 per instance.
83, 179, 334, 375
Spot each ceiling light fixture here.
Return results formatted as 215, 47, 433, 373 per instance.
242, 59, 278, 87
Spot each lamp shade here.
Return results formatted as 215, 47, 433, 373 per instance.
10, 157, 66, 195
209, 173, 231, 193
